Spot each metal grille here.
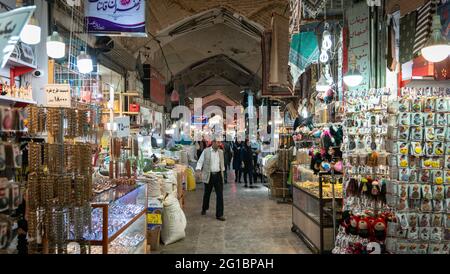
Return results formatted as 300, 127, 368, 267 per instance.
52, 1, 101, 106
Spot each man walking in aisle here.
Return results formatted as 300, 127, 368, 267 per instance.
196, 139, 226, 221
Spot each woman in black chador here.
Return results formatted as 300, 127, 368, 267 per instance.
232, 139, 243, 183
241, 139, 254, 188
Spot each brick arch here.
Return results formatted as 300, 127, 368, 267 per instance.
149, 0, 288, 33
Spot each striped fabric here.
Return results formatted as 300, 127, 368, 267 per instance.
413, 0, 437, 56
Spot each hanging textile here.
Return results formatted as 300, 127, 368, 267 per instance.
302, 0, 328, 19
289, 32, 319, 90
413, 0, 436, 56
170, 89, 179, 102
438, 0, 450, 40
269, 14, 290, 88
289, 0, 302, 35
387, 16, 398, 71
385, 0, 427, 16
399, 11, 417, 64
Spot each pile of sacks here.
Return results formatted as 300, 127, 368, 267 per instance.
140, 170, 186, 245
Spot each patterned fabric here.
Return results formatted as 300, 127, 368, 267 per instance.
400, 11, 418, 64
438, 0, 450, 40
413, 0, 437, 56
302, 0, 328, 18
289, 32, 319, 90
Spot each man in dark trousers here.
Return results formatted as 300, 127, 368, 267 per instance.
196, 139, 226, 221
223, 141, 232, 184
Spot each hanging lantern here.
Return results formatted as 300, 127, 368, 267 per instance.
322, 30, 332, 50
46, 31, 65, 59
421, 14, 450, 63
77, 51, 93, 74
20, 16, 41, 45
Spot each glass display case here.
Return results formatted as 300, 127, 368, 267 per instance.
88, 183, 147, 254
292, 172, 343, 254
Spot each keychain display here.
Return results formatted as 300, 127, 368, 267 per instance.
334, 88, 392, 254
387, 87, 450, 254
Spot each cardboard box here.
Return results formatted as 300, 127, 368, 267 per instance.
147, 198, 163, 251
271, 188, 290, 198
147, 227, 161, 251
269, 173, 285, 188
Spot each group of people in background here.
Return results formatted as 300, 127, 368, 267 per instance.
195, 137, 262, 220
232, 139, 261, 188
196, 137, 261, 188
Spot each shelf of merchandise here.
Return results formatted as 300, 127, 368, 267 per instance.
101, 91, 140, 118
0, 96, 37, 106
7, 57, 37, 69
90, 211, 147, 254
88, 183, 148, 254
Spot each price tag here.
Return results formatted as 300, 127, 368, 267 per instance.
45, 84, 71, 108
147, 213, 162, 225
113, 116, 130, 137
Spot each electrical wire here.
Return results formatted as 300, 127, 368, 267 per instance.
147, 31, 174, 80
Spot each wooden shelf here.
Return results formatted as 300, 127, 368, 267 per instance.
0, 96, 37, 105
101, 112, 139, 116
8, 57, 37, 69
101, 92, 140, 97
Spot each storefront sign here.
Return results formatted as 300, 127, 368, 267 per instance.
192, 116, 208, 125
85, 0, 146, 36
45, 84, 72, 108
0, 6, 36, 68
114, 116, 130, 137
347, 2, 370, 92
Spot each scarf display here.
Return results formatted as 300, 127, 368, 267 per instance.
289, 32, 319, 90
302, 0, 328, 19
399, 11, 417, 64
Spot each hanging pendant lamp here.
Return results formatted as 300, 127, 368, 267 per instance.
20, 15, 41, 45
316, 73, 330, 92
47, 31, 65, 59
421, 14, 450, 63
77, 51, 93, 74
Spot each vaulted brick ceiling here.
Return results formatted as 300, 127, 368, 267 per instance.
116, 0, 289, 102
119, 0, 289, 53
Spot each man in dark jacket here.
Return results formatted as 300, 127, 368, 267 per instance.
242, 139, 254, 188
223, 141, 232, 184
232, 140, 242, 183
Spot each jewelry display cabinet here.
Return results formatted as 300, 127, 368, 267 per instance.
87, 183, 148, 254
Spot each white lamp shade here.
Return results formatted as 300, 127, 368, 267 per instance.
20, 24, 41, 45
77, 52, 93, 74
316, 74, 330, 91
421, 44, 450, 63
47, 31, 65, 59
322, 30, 332, 50
420, 14, 450, 63
316, 83, 330, 92
343, 74, 363, 87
